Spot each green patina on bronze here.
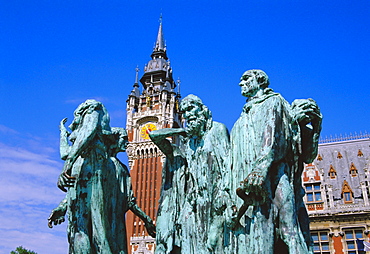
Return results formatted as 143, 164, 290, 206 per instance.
151, 70, 322, 254
150, 95, 230, 254
227, 69, 322, 253
48, 99, 155, 254
47, 68, 322, 254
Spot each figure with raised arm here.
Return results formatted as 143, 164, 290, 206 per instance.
48, 100, 155, 254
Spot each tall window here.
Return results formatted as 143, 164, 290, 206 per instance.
344, 228, 365, 254
312, 231, 330, 254
305, 183, 322, 202
344, 192, 352, 202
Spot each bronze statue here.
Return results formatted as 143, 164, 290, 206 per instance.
228, 69, 322, 253
150, 95, 230, 254
49, 100, 155, 254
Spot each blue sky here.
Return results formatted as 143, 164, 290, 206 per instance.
0, 1, 369, 253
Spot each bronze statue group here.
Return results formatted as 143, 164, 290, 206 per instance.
48, 69, 322, 254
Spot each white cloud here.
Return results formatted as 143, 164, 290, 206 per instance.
0, 124, 19, 135
0, 128, 68, 254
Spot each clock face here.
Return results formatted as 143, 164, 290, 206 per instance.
140, 122, 157, 140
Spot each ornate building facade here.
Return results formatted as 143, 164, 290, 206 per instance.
125, 20, 182, 254
302, 134, 370, 254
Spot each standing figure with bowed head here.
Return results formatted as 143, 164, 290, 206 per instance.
49, 99, 155, 254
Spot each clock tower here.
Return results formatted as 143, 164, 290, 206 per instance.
125, 19, 182, 254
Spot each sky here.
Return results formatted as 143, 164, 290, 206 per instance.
0, 1, 369, 253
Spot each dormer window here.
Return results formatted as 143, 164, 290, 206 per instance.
337, 152, 343, 159
329, 165, 337, 179
344, 192, 351, 202
341, 180, 354, 204
317, 154, 323, 161
349, 162, 358, 177
358, 149, 364, 157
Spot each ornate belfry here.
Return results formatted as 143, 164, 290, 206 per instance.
125, 19, 182, 254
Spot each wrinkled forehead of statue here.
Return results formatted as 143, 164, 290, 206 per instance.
242, 69, 266, 77
241, 70, 254, 79
180, 94, 203, 110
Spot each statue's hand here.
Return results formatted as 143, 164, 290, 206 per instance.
60, 117, 67, 126
243, 171, 267, 201
47, 207, 66, 228
144, 220, 156, 238
59, 118, 69, 133
57, 171, 76, 192
291, 99, 322, 127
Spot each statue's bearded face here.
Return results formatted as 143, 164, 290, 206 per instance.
239, 74, 260, 97
181, 101, 206, 136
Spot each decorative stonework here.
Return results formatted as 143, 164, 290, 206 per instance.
305, 137, 370, 253
131, 236, 155, 254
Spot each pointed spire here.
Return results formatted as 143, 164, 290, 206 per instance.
135, 65, 139, 85
151, 15, 168, 60
130, 66, 140, 98
177, 78, 181, 95
155, 15, 165, 51
140, 16, 173, 90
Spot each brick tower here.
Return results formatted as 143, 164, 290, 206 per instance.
125, 19, 182, 254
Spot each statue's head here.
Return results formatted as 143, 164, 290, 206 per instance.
239, 69, 269, 98
180, 94, 212, 136
111, 127, 129, 153
69, 99, 111, 133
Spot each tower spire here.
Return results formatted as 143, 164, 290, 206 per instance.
141, 16, 174, 90
135, 65, 139, 84
177, 77, 181, 95
129, 66, 140, 98
151, 15, 167, 60
156, 14, 165, 51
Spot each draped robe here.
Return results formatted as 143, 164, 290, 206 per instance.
229, 89, 311, 254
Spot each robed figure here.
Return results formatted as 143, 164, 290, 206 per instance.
48, 100, 155, 254
228, 70, 322, 254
